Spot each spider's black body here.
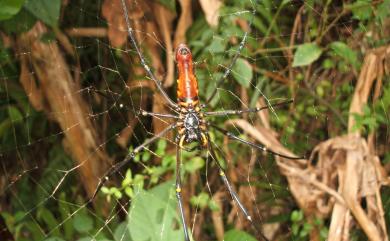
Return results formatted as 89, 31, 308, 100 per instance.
179, 106, 205, 145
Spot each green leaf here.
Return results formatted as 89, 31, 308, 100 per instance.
0, 119, 12, 136
344, 0, 372, 21
58, 193, 73, 239
142, 151, 151, 161
101, 186, 110, 194
184, 157, 205, 173
208, 199, 220, 212
8, 106, 23, 122
128, 181, 184, 241
329, 41, 359, 68
377, 0, 390, 24
320, 227, 329, 239
114, 188, 123, 199
292, 223, 299, 235
322, 58, 335, 69
0, 0, 25, 20
44, 237, 66, 241
37, 208, 60, 237
224, 229, 257, 241
122, 169, 133, 187
156, 139, 167, 156
114, 222, 132, 241
190, 192, 209, 209
292, 43, 322, 67
24, 0, 60, 27
124, 187, 134, 198
133, 174, 144, 188
207, 38, 226, 53
291, 210, 304, 222
76, 237, 111, 241
162, 155, 175, 167
73, 213, 93, 233
155, 0, 176, 12
232, 58, 253, 88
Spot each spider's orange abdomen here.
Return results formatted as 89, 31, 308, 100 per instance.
176, 44, 199, 104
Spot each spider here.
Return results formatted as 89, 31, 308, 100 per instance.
92, 1, 303, 240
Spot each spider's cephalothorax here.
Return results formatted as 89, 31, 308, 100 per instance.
175, 44, 207, 148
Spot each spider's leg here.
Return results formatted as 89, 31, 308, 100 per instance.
120, 0, 177, 108
176, 140, 191, 241
138, 110, 178, 119
204, 100, 293, 117
206, 137, 269, 241
90, 123, 177, 201
210, 124, 304, 160
205, 3, 256, 105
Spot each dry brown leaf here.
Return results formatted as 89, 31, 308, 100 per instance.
152, 3, 175, 88
199, 0, 222, 27
18, 22, 111, 198
225, 119, 299, 159
174, 0, 193, 48
102, 0, 144, 48
348, 46, 390, 133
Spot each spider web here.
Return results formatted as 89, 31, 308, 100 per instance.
0, 0, 362, 241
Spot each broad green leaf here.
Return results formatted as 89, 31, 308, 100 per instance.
329, 41, 359, 68
232, 58, 253, 88
114, 222, 132, 241
292, 43, 322, 67
24, 0, 60, 27
224, 229, 257, 241
128, 181, 184, 241
37, 208, 60, 237
25, 220, 46, 240
207, 38, 226, 53
0, 0, 25, 20
344, 0, 372, 21
73, 213, 93, 233
0, 8, 36, 34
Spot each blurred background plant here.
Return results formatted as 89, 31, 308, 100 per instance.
0, 0, 390, 241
